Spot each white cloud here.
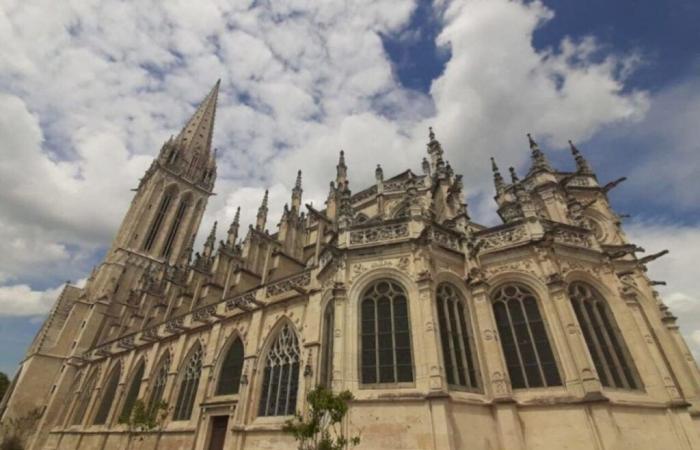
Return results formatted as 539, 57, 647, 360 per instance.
626, 222, 700, 358
0, 283, 64, 316
0, 0, 678, 322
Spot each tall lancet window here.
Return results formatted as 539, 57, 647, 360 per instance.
119, 360, 145, 422
436, 283, 479, 390
148, 353, 171, 414
144, 188, 176, 252
93, 363, 121, 425
258, 323, 300, 416
173, 345, 203, 421
71, 370, 98, 425
568, 282, 639, 389
320, 301, 335, 388
161, 194, 191, 258
360, 280, 414, 385
492, 284, 561, 389
215, 338, 244, 396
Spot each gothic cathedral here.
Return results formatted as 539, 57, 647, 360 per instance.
2, 82, 700, 450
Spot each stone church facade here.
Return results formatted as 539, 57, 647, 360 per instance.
2, 81, 700, 450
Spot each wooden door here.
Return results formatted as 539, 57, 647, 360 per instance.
208, 416, 229, 450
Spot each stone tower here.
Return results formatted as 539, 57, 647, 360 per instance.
0, 81, 220, 448
2, 87, 700, 450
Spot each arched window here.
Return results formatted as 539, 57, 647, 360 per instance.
71, 370, 98, 425
119, 360, 145, 422
93, 363, 121, 425
568, 282, 638, 389
436, 283, 479, 390
161, 194, 192, 258
143, 187, 176, 251
173, 345, 203, 421
147, 353, 171, 414
360, 280, 414, 385
492, 284, 561, 389
320, 300, 335, 387
215, 338, 244, 396
258, 323, 300, 416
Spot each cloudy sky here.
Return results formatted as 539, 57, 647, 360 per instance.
0, 0, 698, 374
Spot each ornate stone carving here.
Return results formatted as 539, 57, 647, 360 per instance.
349, 222, 408, 245
265, 271, 312, 297
225, 292, 257, 311
479, 225, 527, 251
428, 227, 462, 252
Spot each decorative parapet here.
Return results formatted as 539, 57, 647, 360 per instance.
141, 326, 160, 342
478, 224, 528, 252
117, 335, 135, 350
428, 226, 462, 252
351, 185, 377, 203
549, 226, 593, 249
225, 292, 258, 311
164, 317, 185, 334
349, 222, 409, 246
265, 270, 312, 298
192, 304, 218, 323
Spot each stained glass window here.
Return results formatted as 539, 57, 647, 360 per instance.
258, 324, 300, 416
173, 345, 203, 421
216, 338, 244, 395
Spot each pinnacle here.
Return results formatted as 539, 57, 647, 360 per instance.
175, 80, 221, 159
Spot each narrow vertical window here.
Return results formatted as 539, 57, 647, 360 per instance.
148, 354, 171, 414
258, 324, 300, 416
320, 301, 335, 387
173, 345, 203, 421
161, 197, 190, 258
492, 284, 561, 389
436, 283, 479, 390
569, 282, 639, 389
71, 371, 98, 426
93, 364, 121, 425
143, 190, 175, 251
216, 338, 244, 395
119, 361, 145, 422
360, 280, 414, 385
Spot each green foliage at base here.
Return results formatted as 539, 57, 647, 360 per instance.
283, 386, 360, 450
119, 400, 168, 433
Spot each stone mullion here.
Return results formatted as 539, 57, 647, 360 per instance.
546, 279, 602, 396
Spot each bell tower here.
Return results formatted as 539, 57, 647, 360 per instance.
110, 80, 220, 265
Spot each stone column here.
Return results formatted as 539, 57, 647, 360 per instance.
469, 277, 525, 450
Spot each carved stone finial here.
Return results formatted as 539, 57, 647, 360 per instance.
429, 126, 436, 142
569, 140, 593, 174
491, 157, 505, 193
256, 190, 269, 231
509, 167, 520, 183
375, 164, 383, 181
527, 133, 552, 172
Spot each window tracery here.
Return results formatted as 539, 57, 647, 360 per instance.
216, 338, 244, 396
147, 353, 171, 414
568, 282, 638, 389
173, 345, 203, 421
119, 360, 145, 422
320, 301, 335, 387
93, 364, 121, 425
492, 284, 561, 389
360, 280, 414, 385
258, 323, 300, 416
436, 283, 479, 390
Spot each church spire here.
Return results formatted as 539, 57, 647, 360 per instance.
527, 133, 552, 172
203, 221, 217, 258
174, 80, 220, 159
227, 207, 240, 247
427, 126, 444, 171
569, 140, 593, 174
491, 157, 505, 194
256, 190, 269, 231
292, 170, 303, 211
336, 150, 347, 185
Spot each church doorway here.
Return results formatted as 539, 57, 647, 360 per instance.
207, 416, 229, 450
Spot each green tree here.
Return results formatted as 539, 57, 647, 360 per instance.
283, 386, 360, 450
0, 372, 9, 403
